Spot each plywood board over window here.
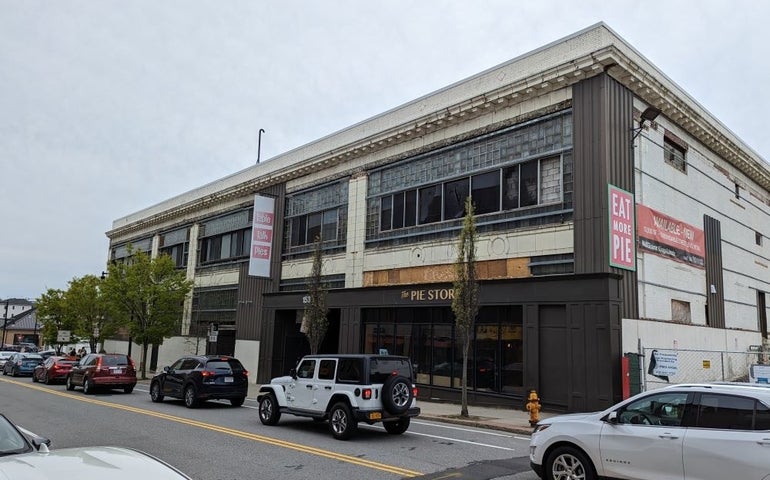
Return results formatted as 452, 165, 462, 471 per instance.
671, 299, 692, 323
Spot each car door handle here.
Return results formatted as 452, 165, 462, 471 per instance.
758, 438, 770, 446
658, 433, 679, 439
306, 385, 313, 389
325, 386, 332, 390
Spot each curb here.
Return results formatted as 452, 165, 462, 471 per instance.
418, 414, 535, 436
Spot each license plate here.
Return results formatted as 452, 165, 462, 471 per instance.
223, 377, 233, 383
369, 412, 382, 420
111, 368, 123, 374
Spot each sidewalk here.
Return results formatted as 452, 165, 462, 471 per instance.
245, 382, 549, 436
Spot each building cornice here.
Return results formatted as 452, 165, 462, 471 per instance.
107, 24, 769, 240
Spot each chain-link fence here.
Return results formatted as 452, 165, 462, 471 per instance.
641, 347, 769, 391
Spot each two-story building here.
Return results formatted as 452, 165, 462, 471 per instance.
106, 23, 770, 411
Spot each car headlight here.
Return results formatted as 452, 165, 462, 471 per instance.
532, 423, 551, 434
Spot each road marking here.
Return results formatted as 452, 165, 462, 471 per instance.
411, 420, 515, 437
393, 429, 517, 452
1, 377, 422, 477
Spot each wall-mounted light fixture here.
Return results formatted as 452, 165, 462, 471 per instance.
632, 106, 661, 141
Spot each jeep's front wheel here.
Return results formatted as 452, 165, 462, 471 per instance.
383, 417, 410, 435
258, 393, 281, 425
382, 375, 413, 415
329, 402, 357, 440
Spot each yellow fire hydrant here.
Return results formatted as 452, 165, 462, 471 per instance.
526, 389, 541, 427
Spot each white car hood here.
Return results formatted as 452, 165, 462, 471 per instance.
0, 446, 190, 480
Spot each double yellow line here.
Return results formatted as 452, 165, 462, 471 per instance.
0, 377, 422, 477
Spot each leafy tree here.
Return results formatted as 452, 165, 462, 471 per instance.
303, 236, 328, 355
451, 196, 479, 418
36, 288, 74, 350
101, 247, 193, 379
66, 275, 117, 354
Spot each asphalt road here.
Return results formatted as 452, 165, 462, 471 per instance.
0, 376, 539, 480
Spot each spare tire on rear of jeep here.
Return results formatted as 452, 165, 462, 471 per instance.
382, 375, 413, 415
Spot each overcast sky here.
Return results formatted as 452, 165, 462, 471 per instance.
1, 1, 768, 300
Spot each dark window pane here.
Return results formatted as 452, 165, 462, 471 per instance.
380, 196, 392, 232
290, 216, 307, 247
307, 212, 322, 243
418, 185, 442, 224
472, 171, 500, 214
404, 190, 417, 227
240, 228, 250, 256
756, 401, 770, 430
209, 236, 222, 261
444, 178, 470, 220
697, 393, 755, 430
502, 165, 519, 210
520, 161, 539, 207
322, 209, 338, 241
393, 192, 405, 229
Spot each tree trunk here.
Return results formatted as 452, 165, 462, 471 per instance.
140, 342, 150, 379
460, 337, 469, 417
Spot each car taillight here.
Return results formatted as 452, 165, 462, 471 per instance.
362, 388, 372, 400
201, 370, 215, 378
243, 370, 248, 377
129, 358, 136, 369
96, 357, 103, 368
412, 386, 418, 397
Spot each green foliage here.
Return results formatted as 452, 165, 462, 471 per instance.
451, 196, 479, 417
66, 275, 117, 354
36, 288, 73, 347
100, 246, 193, 378
303, 236, 328, 355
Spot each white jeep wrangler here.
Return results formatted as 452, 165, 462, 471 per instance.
257, 354, 420, 440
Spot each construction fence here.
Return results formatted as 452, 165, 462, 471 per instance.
631, 346, 770, 393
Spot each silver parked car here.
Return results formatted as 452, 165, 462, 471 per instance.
0, 413, 192, 479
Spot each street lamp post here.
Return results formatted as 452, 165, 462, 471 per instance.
2, 299, 9, 348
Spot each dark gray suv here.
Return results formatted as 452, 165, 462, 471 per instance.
149, 355, 248, 408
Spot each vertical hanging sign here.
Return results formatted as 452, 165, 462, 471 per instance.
249, 195, 275, 277
608, 184, 636, 271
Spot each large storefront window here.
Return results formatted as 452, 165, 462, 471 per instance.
362, 305, 523, 394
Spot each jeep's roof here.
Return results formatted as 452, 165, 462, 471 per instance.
298, 354, 410, 360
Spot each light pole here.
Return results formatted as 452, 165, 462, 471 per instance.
2, 299, 9, 348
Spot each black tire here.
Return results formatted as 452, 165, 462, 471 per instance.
150, 381, 164, 403
545, 446, 596, 480
383, 417, 411, 435
230, 396, 245, 407
43, 373, 51, 385
2, 368, 6, 375
83, 377, 94, 394
184, 385, 199, 408
329, 402, 357, 440
258, 393, 281, 425
381, 375, 413, 415
65, 376, 75, 391
11, 367, 17, 377
32, 373, 38, 383
124, 384, 134, 394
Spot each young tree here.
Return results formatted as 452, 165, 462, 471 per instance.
303, 236, 328, 355
65, 275, 117, 354
36, 288, 74, 350
451, 196, 480, 418
101, 247, 193, 379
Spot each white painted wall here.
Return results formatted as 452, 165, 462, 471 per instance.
234, 339, 260, 385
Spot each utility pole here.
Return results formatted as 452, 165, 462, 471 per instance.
2, 299, 9, 348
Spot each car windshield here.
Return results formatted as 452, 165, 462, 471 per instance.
206, 359, 244, 373
369, 357, 413, 384
0, 415, 32, 456
101, 355, 129, 366
22, 355, 43, 361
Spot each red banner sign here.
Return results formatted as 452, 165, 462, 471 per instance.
637, 204, 705, 268
608, 185, 636, 270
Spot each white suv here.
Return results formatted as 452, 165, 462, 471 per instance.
529, 382, 770, 480
257, 354, 420, 440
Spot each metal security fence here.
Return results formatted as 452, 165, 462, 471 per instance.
641, 347, 769, 391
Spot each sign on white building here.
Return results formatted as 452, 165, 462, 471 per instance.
248, 195, 275, 277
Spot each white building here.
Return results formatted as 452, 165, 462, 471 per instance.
106, 23, 769, 411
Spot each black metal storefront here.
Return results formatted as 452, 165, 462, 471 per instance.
262, 272, 623, 412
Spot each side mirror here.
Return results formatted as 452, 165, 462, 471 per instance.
606, 411, 618, 424
163, 366, 171, 373
290, 368, 297, 380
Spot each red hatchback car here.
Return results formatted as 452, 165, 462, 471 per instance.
66, 353, 137, 394
32, 356, 78, 384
